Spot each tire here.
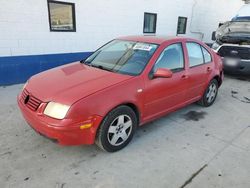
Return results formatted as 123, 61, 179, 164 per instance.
95, 105, 137, 152
198, 79, 218, 107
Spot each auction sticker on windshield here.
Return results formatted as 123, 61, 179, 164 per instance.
133, 43, 153, 51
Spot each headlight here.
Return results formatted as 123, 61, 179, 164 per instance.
44, 102, 70, 119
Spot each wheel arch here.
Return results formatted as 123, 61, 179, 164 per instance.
122, 102, 140, 125
95, 102, 141, 151
213, 73, 222, 87
101, 102, 141, 127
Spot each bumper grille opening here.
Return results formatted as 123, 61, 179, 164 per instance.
21, 89, 42, 111
218, 46, 250, 60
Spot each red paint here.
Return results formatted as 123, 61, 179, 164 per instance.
18, 36, 223, 145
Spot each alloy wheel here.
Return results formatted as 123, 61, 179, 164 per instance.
107, 115, 133, 146
206, 83, 217, 103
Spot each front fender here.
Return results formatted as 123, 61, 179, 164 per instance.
66, 76, 144, 138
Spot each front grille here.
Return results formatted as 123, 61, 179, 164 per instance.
218, 46, 250, 60
21, 89, 42, 111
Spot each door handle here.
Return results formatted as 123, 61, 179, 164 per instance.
207, 67, 212, 72
181, 75, 189, 79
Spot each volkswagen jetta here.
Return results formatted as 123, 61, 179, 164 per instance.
18, 36, 223, 152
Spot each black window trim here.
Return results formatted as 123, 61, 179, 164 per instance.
177, 16, 188, 35
152, 42, 186, 74
47, 0, 76, 32
143, 12, 157, 34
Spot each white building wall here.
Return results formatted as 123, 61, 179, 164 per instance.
0, 0, 244, 57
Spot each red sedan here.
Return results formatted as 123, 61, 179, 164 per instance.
18, 36, 223, 152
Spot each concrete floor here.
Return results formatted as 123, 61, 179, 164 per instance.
0, 76, 250, 188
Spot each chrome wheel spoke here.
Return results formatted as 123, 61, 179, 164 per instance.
206, 91, 211, 98
120, 130, 129, 141
209, 85, 213, 91
208, 95, 213, 103
108, 126, 117, 134
110, 134, 120, 145
123, 121, 132, 130
117, 115, 125, 125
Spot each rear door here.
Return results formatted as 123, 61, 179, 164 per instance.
185, 42, 213, 100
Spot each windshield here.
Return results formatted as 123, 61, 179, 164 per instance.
84, 40, 158, 76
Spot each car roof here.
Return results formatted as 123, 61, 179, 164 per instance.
117, 35, 189, 44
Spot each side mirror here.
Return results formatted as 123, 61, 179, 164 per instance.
211, 31, 216, 41
153, 68, 173, 78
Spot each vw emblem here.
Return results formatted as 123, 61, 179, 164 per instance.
24, 95, 30, 104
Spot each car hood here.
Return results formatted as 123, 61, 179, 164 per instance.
216, 21, 250, 44
26, 62, 132, 105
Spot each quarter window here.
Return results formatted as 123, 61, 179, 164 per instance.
202, 47, 212, 63
186, 42, 204, 67
143, 13, 157, 34
154, 43, 184, 72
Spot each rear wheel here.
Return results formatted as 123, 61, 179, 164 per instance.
95, 106, 137, 152
198, 79, 218, 107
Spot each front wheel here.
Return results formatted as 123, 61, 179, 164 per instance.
95, 106, 137, 152
198, 79, 218, 107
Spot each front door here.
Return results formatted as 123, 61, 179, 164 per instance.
143, 42, 188, 120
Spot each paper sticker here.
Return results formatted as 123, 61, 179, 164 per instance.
133, 44, 153, 51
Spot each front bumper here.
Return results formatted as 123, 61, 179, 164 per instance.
222, 58, 250, 76
17, 94, 103, 145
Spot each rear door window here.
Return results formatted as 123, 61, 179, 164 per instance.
186, 42, 204, 67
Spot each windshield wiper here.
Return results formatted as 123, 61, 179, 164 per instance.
80, 51, 101, 65
80, 60, 91, 66
91, 64, 113, 72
